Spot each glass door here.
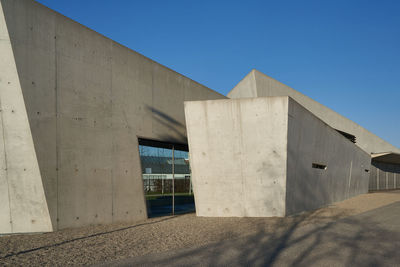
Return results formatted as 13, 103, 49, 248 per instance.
138, 139, 194, 217
173, 148, 194, 215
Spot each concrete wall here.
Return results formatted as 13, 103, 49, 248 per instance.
0, 0, 225, 232
0, 1, 52, 234
226, 70, 257, 99
228, 69, 400, 155
185, 97, 289, 217
286, 98, 371, 215
185, 97, 370, 217
369, 162, 400, 191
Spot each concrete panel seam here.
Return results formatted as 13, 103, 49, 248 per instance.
377, 169, 380, 190
54, 16, 60, 230
110, 42, 114, 223
348, 161, 353, 198
0, 95, 13, 232
387, 172, 391, 190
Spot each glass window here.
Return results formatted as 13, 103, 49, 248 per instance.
139, 139, 194, 217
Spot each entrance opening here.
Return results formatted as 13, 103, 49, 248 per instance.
138, 138, 194, 217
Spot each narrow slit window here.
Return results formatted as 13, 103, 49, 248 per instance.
365, 169, 370, 173
312, 163, 327, 170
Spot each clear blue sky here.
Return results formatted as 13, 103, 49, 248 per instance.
36, 0, 400, 148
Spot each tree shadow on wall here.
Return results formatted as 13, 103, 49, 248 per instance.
145, 105, 187, 144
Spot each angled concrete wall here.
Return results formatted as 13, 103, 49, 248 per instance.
228, 70, 400, 155
185, 97, 289, 217
0, 1, 52, 234
286, 98, 371, 215
185, 97, 371, 217
227, 71, 257, 99
0, 0, 225, 232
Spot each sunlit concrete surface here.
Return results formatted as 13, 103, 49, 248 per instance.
185, 97, 370, 217
0, 0, 52, 234
0, 0, 225, 234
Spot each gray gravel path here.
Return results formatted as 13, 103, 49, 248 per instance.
109, 200, 400, 267
0, 191, 399, 266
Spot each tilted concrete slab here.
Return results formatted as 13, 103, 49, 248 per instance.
286, 98, 371, 214
0, 1, 52, 234
228, 69, 400, 155
185, 97, 370, 217
0, 0, 226, 232
185, 97, 289, 217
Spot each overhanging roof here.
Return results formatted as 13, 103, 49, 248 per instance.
371, 152, 400, 164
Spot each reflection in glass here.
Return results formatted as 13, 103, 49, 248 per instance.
139, 141, 194, 217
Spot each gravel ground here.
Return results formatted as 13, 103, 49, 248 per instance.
0, 190, 399, 266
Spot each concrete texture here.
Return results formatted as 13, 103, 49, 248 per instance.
286, 98, 371, 215
0, 0, 225, 233
1, 0, 396, 234
228, 69, 400, 155
185, 97, 370, 217
185, 97, 289, 217
0, 1, 52, 234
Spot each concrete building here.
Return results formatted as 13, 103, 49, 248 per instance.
228, 69, 400, 155
228, 70, 400, 192
0, 0, 225, 234
0, 0, 398, 234
184, 97, 371, 217
184, 70, 399, 218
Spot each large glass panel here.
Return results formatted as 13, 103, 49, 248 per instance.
139, 144, 173, 217
138, 139, 195, 217
173, 149, 195, 214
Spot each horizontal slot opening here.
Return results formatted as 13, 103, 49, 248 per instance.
312, 163, 327, 170
365, 169, 370, 173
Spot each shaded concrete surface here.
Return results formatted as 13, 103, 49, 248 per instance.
185, 97, 370, 217
285, 98, 371, 215
107, 201, 400, 267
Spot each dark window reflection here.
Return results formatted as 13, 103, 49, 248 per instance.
139, 140, 194, 217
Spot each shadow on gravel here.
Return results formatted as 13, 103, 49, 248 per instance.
128, 202, 400, 267
0, 216, 177, 260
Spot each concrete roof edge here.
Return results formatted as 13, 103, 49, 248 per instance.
227, 69, 256, 97
371, 152, 400, 157
184, 95, 289, 105
252, 69, 400, 152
